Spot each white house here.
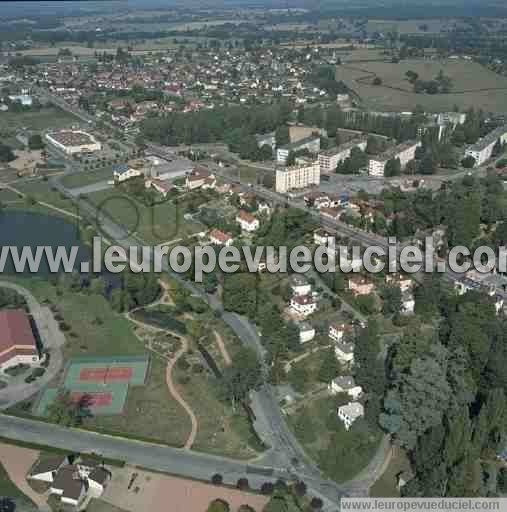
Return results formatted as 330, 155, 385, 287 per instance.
290, 274, 312, 297
236, 210, 260, 232
209, 228, 233, 246
28, 455, 68, 483
328, 322, 353, 343
348, 276, 375, 296
290, 295, 317, 317
50, 467, 87, 508
334, 341, 355, 364
313, 229, 334, 246
297, 321, 315, 344
113, 163, 143, 183
402, 292, 415, 314
385, 273, 413, 293
87, 467, 111, 497
338, 401, 364, 430
328, 376, 363, 400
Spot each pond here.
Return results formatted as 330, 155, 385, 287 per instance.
0, 210, 119, 286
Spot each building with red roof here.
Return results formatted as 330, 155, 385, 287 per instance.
0, 309, 39, 371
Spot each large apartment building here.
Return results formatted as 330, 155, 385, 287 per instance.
275, 160, 320, 193
276, 136, 321, 164
368, 140, 421, 177
318, 137, 368, 173
465, 124, 507, 167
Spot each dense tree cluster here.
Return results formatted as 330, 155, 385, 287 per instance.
379, 287, 507, 496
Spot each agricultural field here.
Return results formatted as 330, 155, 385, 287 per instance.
366, 18, 463, 35
337, 58, 507, 112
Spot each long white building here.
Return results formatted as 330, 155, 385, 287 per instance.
45, 130, 102, 155
318, 137, 368, 174
464, 124, 507, 167
368, 140, 421, 177
275, 160, 320, 193
276, 136, 320, 165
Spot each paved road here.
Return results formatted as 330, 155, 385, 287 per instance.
68, 180, 113, 197
0, 282, 65, 410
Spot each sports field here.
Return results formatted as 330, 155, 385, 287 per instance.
36, 355, 149, 416
337, 58, 507, 113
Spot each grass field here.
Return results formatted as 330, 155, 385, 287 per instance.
0, 106, 79, 132
288, 395, 381, 483
61, 168, 114, 189
15, 180, 77, 214
4, 276, 142, 360
86, 188, 203, 245
370, 448, 411, 497
338, 58, 507, 112
174, 366, 262, 459
366, 19, 457, 35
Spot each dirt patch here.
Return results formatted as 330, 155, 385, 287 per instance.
0, 442, 50, 511
102, 467, 268, 512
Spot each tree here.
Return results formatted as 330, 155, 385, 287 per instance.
318, 348, 341, 382
237, 478, 249, 490
294, 481, 307, 497
207, 499, 230, 512
0, 144, 15, 163
288, 365, 309, 393
373, 77, 382, 86
221, 346, 262, 409
380, 284, 403, 317
28, 133, 44, 150
211, 474, 223, 485
89, 277, 106, 296
384, 158, 401, 177
263, 495, 289, 512
46, 390, 86, 427
275, 125, 290, 147
461, 156, 476, 169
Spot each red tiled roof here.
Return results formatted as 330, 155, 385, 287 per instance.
237, 210, 257, 224
210, 229, 232, 243
0, 310, 36, 353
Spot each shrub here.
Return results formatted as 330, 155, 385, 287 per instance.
211, 474, 223, 485
260, 482, 274, 495
236, 478, 249, 491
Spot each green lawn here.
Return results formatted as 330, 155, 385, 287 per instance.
174, 365, 262, 459
0, 106, 79, 132
370, 448, 411, 497
61, 167, 114, 189
15, 180, 77, 215
5, 276, 143, 360
288, 395, 382, 483
86, 188, 203, 245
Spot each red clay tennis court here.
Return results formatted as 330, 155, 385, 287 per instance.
70, 391, 113, 407
79, 367, 134, 382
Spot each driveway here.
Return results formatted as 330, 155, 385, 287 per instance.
0, 281, 66, 410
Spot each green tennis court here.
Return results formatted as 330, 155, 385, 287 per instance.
35, 355, 149, 417
63, 355, 149, 388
